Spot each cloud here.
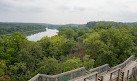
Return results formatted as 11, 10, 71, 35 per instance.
0, 0, 137, 24
0, 0, 45, 13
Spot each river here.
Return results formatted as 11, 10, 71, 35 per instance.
27, 28, 58, 41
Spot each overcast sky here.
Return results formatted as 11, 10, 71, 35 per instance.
0, 0, 137, 24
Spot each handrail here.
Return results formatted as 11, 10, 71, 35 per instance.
109, 68, 120, 74
29, 74, 40, 81
111, 55, 134, 70
85, 70, 91, 74
29, 55, 135, 81
84, 72, 98, 81
42, 67, 85, 78
68, 72, 98, 81
29, 67, 85, 81
89, 64, 109, 73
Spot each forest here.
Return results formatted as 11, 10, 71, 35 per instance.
0, 21, 137, 81
0, 22, 48, 36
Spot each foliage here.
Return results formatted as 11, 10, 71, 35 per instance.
36, 57, 61, 75
83, 27, 135, 66
39, 35, 77, 59
9, 63, 29, 81
17, 41, 43, 71
0, 60, 10, 81
1, 21, 137, 80
0, 25, 46, 36
63, 57, 82, 72
83, 55, 94, 70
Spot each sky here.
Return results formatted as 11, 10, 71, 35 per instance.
0, 0, 137, 24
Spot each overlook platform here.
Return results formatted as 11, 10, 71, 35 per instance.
29, 55, 137, 81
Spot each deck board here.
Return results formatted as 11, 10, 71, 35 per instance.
68, 58, 137, 81
122, 61, 137, 78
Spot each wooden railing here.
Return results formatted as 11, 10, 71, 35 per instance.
111, 55, 134, 70
69, 72, 98, 81
29, 55, 136, 81
89, 64, 110, 73
29, 67, 85, 81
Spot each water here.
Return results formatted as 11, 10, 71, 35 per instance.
27, 28, 58, 41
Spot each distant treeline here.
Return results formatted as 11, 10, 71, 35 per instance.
47, 21, 137, 29
86, 21, 137, 28
46, 24, 82, 29
0, 22, 82, 36
0, 22, 81, 29
0, 22, 51, 27
1, 21, 137, 36
0, 22, 48, 36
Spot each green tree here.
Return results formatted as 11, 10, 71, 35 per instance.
63, 57, 82, 72
0, 60, 10, 81
36, 57, 61, 75
11, 32, 27, 52
17, 41, 43, 71
84, 28, 135, 66
58, 27, 77, 39
39, 36, 76, 59
83, 55, 94, 70
9, 63, 28, 81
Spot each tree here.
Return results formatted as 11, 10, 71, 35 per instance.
39, 36, 76, 59
0, 35, 16, 64
36, 57, 61, 75
83, 28, 135, 66
11, 32, 27, 52
83, 32, 103, 59
17, 41, 43, 71
58, 27, 77, 39
83, 55, 94, 70
0, 60, 10, 81
63, 57, 82, 72
9, 63, 28, 81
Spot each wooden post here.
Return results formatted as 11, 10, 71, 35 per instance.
101, 76, 104, 81
110, 73, 112, 81
95, 73, 98, 81
36, 79, 38, 81
82, 70, 85, 76
98, 69, 100, 73
71, 73, 73, 79
132, 67, 137, 79
84, 78, 86, 81
47, 78, 50, 81
42, 77, 46, 81
132, 67, 134, 79
55, 78, 58, 81
135, 67, 137, 80
127, 70, 129, 81
135, 67, 137, 79
117, 69, 121, 81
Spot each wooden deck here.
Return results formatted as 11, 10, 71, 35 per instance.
101, 61, 137, 81
70, 59, 137, 81
102, 68, 120, 81
122, 61, 137, 80
29, 56, 137, 81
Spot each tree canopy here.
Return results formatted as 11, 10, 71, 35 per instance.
0, 21, 137, 80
